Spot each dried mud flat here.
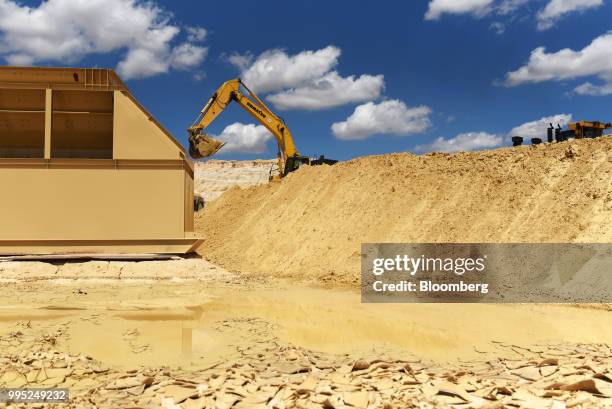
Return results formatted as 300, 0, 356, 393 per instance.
0, 270, 611, 409
1, 316, 611, 409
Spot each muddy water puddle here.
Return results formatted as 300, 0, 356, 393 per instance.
0, 279, 611, 370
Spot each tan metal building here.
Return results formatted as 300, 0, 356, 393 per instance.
0, 67, 200, 255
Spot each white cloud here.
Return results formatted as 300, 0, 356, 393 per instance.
0, 0, 207, 80
227, 52, 253, 71
504, 33, 612, 95
267, 72, 384, 110
497, 0, 531, 15
232, 45, 386, 111
509, 113, 572, 138
416, 112, 573, 154
170, 43, 208, 70
331, 100, 432, 140
537, 0, 603, 30
416, 132, 504, 153
118, 48, 172, 79
425, 0, 495, 20
216, 123, 273, 154
574, 82, 612, 96
490, 21, 506, 34
231, 46, 341, 93
186, 27, 207, 42
425, 0, 602, 31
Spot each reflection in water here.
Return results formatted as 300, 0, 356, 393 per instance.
181, 325, 192, 355
55, 312, 203, 367
3, 283, 612, 369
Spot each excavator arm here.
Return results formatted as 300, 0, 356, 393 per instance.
189, 78, 314, 177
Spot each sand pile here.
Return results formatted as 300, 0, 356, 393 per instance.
196, 138, 611, 282
194, 159, 273, 202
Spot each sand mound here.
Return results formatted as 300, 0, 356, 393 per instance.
196, 138, 611, 283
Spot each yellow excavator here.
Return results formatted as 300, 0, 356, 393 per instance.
188, 78, 336, 179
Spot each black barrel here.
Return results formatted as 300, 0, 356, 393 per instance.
511, 136, 523, 146
531, 137, 542, 145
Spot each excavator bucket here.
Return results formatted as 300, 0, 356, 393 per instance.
189, 134, 226, 159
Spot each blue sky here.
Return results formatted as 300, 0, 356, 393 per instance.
2, 0, 611, 160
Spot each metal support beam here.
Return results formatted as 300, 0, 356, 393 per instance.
44, 88, 52, 159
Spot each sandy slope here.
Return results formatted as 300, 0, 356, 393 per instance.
196, 138, 612, 283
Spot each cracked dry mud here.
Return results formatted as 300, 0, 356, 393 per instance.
0, 270, 611, 409
0, 313, 610, 409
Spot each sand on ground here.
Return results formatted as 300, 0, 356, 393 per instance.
1, 139, 611, 408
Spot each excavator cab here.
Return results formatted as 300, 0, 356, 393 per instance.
266, 155, 337, 181
284, 155, 337, 175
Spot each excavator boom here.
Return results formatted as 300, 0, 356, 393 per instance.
188, 79, 333, 177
